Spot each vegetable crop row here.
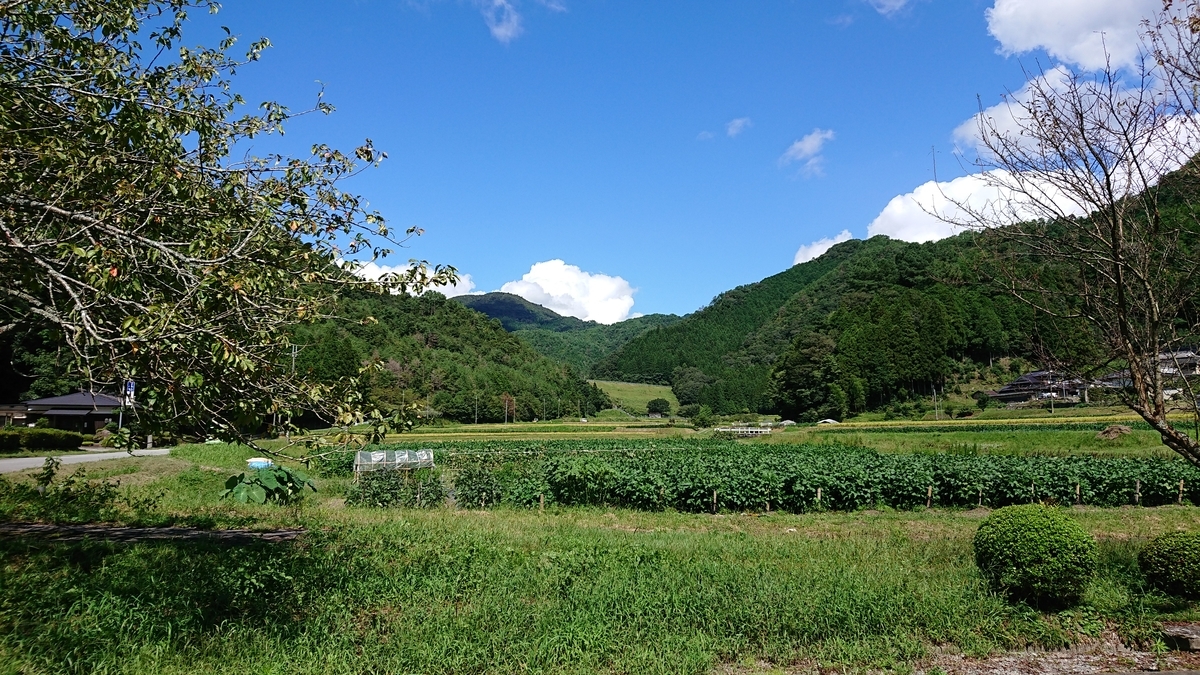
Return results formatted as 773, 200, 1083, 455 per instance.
323, 440, 1200, 513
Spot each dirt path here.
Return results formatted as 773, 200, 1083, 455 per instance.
0, 522, 303, 543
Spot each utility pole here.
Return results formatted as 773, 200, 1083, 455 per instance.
474, 390, 479, 425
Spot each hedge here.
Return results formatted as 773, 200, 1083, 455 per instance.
0, 428, 86, 452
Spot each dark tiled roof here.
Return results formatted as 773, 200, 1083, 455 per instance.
23, 392, 122, 409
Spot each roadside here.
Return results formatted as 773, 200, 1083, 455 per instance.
0, 448, 171, 474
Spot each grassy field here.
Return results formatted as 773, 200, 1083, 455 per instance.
0, 442, 1197, 674
590, 380, 679, 415
782, 427, 1178, 459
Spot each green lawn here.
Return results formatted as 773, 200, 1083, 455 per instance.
590, 380, 680, 415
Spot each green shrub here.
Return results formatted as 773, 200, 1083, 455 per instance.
19, 428, 85, 450
454, 467, 501, 508
973, 504, 1097, 606
1139, 531, 1200, 599
309, 450, 356, 477
220, 466, 315, 505
346, 469, 445, 508
0, 431, 20, 452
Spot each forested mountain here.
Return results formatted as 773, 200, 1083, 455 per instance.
596, 234, 1039, 419
294, 291, 611, 423
455, 292, 591, 332
453, 292, 682, 375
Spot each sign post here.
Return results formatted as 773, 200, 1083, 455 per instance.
118, 380, 135, 430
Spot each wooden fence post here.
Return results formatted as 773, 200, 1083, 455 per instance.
712, 489, 717, 514
1135, 479, 1141, 506
1180, 479, 1185, 505
816, 487, 822, 507
926, 485, 932, 509
539, 494, 544, 511
977, 486, 982, 508
1075, 483, 1081, 506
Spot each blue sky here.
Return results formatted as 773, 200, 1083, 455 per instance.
195, 0, 1158, 321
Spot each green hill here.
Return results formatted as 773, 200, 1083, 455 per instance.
293, 291, 611, 423
454, 292, 589, 332
453, 292, 682, 375
595, 234, 1039, 418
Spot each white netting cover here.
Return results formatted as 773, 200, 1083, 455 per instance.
354, 449, 435, 472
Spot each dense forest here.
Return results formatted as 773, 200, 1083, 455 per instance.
596, 234, 1040, 419
454, 292, 681, 375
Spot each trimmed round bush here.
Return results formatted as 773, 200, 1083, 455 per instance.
1139, 531, 1200, 599
973, 504, 1097, 606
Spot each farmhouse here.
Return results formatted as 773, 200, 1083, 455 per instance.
0, 403, 26, 427
989, 370, 1086, 404
21, 392, 122, 432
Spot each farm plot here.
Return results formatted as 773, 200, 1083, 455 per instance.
321, 440, 1200, 513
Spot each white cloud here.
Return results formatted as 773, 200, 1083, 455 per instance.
867, 170, 1087, 243
726, 117, 753, 138
867, 0, 911, 16
478, 0, 523, 43
985, 0, 1159, 71
350, 261, 477, 297
793, 230, 854, 265
952, 65, 1073, 155
779, 128, 836, 176
500, 260, 636, 324
697, 130, 714, 141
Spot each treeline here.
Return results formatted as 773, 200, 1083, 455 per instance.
597, 235, 1041, 418
293, 291, 610, 424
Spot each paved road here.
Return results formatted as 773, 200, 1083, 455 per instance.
0, 449, 171, 474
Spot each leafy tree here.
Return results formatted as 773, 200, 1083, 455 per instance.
671, 366, 712, 406
973, 391, 991, 412
0, 1, 454, 454
646, 398, 671, 416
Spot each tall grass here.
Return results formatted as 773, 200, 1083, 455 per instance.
0, 506, 1195, 674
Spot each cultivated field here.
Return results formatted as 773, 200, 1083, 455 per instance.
1, 423, 1198, 673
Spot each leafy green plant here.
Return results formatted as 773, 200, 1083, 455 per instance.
0, 457, 138, 523
1138, 531, 1200, 599
973, 504, 1098, 606
220, 466, 316, 505
454, 467, 502, 508
345, 469, 445, 508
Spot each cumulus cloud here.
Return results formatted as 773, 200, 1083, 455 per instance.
985, 0, 1159, 71
793, 230, 854, 265
779, 128, 836, 176
350, 261, 477, 297
500, 260, 636, 324
867, 0, 911, 16
726, 117, 753, 137
866, 171, 1087, 243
